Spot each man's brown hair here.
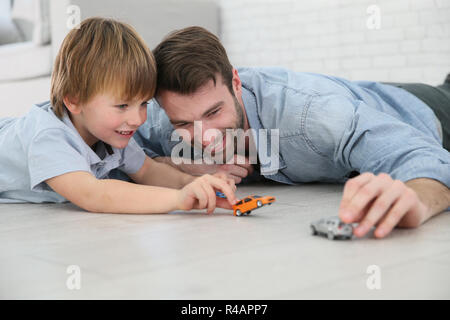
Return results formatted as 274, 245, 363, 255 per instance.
153, 26, 233, 95
51, 17, 156, 118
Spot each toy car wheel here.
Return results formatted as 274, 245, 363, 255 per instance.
256, 201, 263, 207
327, 231, 335, 240
310, 226, 317, 235
247, 211, 251, 215
236, 210, 242, 216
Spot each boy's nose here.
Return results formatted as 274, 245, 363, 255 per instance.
127, 107, 147, 127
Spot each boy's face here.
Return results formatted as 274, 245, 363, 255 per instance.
156, 71, 248, 162
66, 93, 148, 149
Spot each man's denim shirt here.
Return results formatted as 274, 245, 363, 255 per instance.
135, 67, 450, 190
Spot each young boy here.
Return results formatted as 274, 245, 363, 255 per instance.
0, 17, 237, 214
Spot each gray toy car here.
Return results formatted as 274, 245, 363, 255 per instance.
310, 216, 353, 240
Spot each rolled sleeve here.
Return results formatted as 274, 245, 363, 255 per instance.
28, 129, 91, 191
309, 95, 450, 188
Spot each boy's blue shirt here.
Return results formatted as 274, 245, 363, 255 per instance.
135, 67, 450, 190
0, 101, 146, 203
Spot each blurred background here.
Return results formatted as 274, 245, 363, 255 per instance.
0, 0, 449, 118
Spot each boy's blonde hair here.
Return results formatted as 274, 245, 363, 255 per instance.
51, 17, 156, 118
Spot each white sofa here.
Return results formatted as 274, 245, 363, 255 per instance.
0, 0, 220, 118
0, 0, 52, 82
50, 0, 220, 63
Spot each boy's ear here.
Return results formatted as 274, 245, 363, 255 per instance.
63, 96, 82, 115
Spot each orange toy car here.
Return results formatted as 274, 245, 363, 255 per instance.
232, 195, 276, 216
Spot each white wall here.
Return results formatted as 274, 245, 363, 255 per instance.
219, 0, 450, 85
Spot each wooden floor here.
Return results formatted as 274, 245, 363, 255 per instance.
1, 182, 449, 299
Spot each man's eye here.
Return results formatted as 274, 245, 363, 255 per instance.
208, 108, 220, 117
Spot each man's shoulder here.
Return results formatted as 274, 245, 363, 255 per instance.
237, 67, 354, 97
237, 66, 300, 89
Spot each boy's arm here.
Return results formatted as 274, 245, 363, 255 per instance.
46, 171, 180, 214
46, 170, 237, 214
129, 156, 194, 189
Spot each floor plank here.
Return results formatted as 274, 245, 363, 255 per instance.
1, 183, 449, 299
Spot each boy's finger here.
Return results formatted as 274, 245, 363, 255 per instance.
216, 198, 233, 210
203, 184, 216, 214
229, 174, 242, 184
228, 178, 237, 191
194, 184, 207, 209
207, 175, 237, 205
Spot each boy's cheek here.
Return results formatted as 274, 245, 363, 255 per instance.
140, 109, 148, 124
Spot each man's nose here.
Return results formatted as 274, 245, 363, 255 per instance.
201, 126, 222, 149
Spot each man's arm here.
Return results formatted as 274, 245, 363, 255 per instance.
403, 178, 450, 225
129, 156, 194, 189
153, 155, 254, 184
304, 95, 450, 238
338, 173, 450, 238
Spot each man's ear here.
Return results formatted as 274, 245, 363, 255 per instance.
231, 68, 242, 98
63, 96, 81, 115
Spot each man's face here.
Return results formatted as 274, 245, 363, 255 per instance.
157, 73, 247, 162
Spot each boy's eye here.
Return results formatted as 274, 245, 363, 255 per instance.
141, 101, 149, 107
116, 104, 128, 109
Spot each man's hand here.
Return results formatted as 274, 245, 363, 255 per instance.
338, 172, 435, 239
217, 154, 255, 183
155, 154, 254, 184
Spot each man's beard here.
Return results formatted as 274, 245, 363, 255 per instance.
233, 94, 245, 130
201, 93, 246, 164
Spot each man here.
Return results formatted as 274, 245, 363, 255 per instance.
134, 26, 450, 239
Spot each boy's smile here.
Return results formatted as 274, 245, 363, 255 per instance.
64, 93, 148, 149
115, 130, 135, 137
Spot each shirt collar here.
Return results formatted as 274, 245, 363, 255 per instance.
241, 85, 263, 133
241, 86, 287, 176
56, 108, 120, 165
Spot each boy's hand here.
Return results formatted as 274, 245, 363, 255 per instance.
338, 172, 429, 239
177, 173, 237, 213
